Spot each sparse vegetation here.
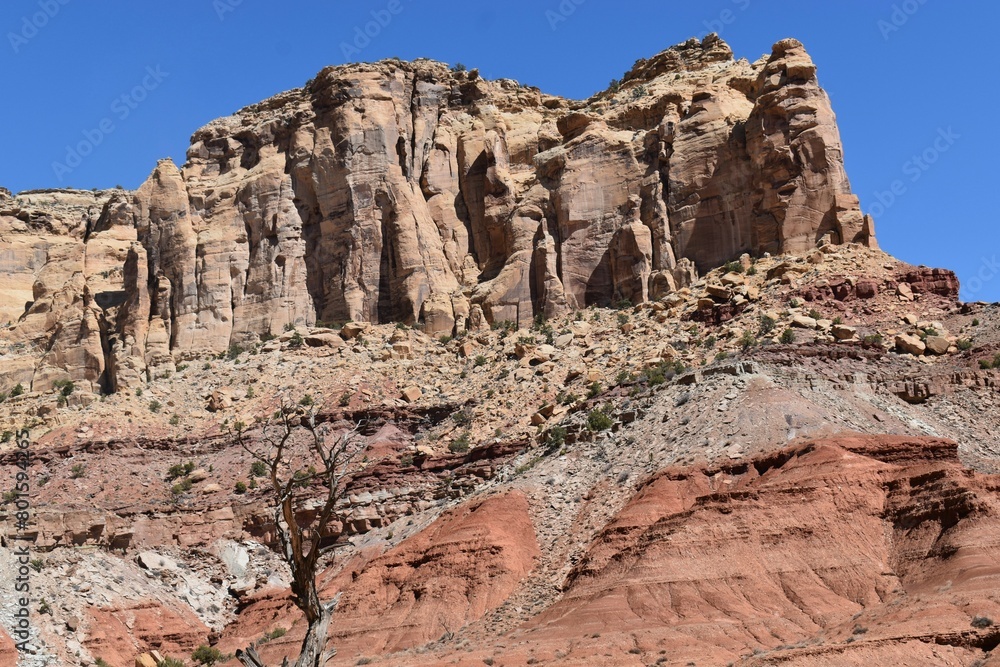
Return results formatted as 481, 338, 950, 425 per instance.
587, 381, 602, 399
250, 460, 268, 477
723, 260, 744, 274
234, 481, 247, 494
226, 343, 246, 360
862, 333, 884, 348
299, 394, 315, 407
70, 464, 86, 479
759, 315, 776, 336
474, 354, 487, 367
957, 339, 973, 351
288, 331, 304, 348
740, 330, 758, 350
172, 479, 193, 495
449, 432, 471, 454
149, 400, 162, 413
545, 426, 567, 449
169, 414, 181, 426
192, 645, 226, 666
780, 328, 796, 344
10, 383, 25, 398
587, 408, 613, 432
971, 616, 994, 628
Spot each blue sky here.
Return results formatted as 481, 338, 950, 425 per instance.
2, 0, 997, 301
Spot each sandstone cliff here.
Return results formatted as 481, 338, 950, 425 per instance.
0, 35, 875, 394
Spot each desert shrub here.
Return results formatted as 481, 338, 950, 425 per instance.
723, 261, 743, 274
192, 645, 225, 665
234, 481, 247, 494
226, 343, 245, 360
759, 315, 776, 335
740, 330, 757, 350
862, 333, 884, 347
288, 331, 304, 348
10, 383, 25, 398
545, 426, 567, 449
587, 381, 602, 399
474, 354, 487, 367
148, 400, 162, 413
449, 432, 471, 454
956, 339, 973, 351
780, 329, 796, 344
587, 409, 613, 432
70, 464, 86, 479
971, 616, 993, 628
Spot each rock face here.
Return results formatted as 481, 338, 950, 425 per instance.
0, 34, 876, 392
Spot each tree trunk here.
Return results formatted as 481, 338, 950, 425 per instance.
293, 604, 334, 667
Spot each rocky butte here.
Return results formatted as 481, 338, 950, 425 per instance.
0, 34, 874, 395
2, 34, 1000, 667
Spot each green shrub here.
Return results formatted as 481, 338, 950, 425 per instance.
723, 261, 743, 274
234, 481, 247, 494
171, 479, 193, 495
158, 657, 186, 667
715, 351, 729, 361
288, 331, 304, 348
587, 381, 602, 399
979, 359, 992, 370
438, 335, 452, 344
192, 645, 225, 666
298, 394, 314, 407
169, 414, 180, 426
474, 354, 487, 367
10, 383, 25, 398
54, 379, 75, 397
560, 392, 580, 405
545, 426, 567, 449
95, 659, 112, 667
250, 460, 268, 477
226, 343, 245, 360
808, 309, 822, 321
957, 339, 973, 351
759, 315, 776, 335
587, 409, 613, 432
148, 400, 162, 413
339, 390, 352, 407
70, 464, 86, 479
972, 318, 980, 326
1, 431, 13, 443
971, 616, 994, 629
862, 333, 884, 347
780, 329, 796, 344
449, 432, 471, 454
740, 330, 757, 350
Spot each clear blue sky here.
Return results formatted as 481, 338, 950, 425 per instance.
2, 1, 997, 302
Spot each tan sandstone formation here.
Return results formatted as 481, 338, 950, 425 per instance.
0, 35, 875, 394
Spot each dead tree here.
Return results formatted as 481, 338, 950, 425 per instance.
232, 400, 365, 667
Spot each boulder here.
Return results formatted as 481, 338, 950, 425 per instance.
895, 333, 926, 356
